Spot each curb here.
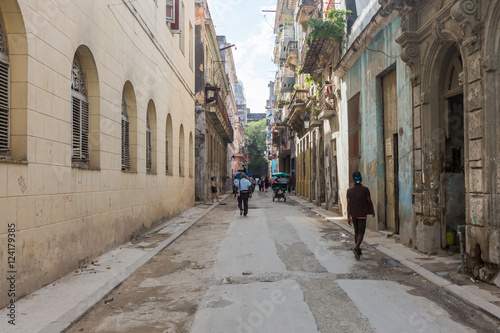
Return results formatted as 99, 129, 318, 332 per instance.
288, 195, 500, 321
40, 197, 228, 333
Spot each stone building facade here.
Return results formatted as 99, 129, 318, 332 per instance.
271, 0, 500, 284
0, 0, 196, 308
194, 0, 234, 202
396, 0, 500, 282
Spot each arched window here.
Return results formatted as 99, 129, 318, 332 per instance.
71, 53, 89, 162
179, 124, 184, 176
146, 111, 152, 172
0, 13, 10, 153
146, 100, 157, 173
121, 92, 130, 170
166, 114, 173, 175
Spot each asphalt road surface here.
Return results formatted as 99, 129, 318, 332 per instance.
67, 191, 499, 333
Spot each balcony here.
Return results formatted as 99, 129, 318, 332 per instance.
296, 0, 316, 25
286, 40, 299, 67
284, 89, 309, 130
205, 87, 234, 143
272, 131, 280, 147
280, 66, 295, 93
300, 37, 327, 74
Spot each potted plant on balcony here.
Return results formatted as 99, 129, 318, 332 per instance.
305, 8, 351, 47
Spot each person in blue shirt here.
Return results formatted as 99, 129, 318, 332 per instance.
235, 173, 252, 216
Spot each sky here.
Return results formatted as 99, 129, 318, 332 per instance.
206, 0, 277, 114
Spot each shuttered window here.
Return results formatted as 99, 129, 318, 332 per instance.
121, 94, 130, 170
71, 96, 89, 161
0, 60, 9, 152
71, 54, 89, 162
146, 113, 152, 172
0, 14, 10, 153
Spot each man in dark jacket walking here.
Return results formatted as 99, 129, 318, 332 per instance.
346, 171, 375, 259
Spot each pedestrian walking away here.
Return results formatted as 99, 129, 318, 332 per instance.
236, 173, 252, 216
346, 171, 375, 260
211, 176, 219, 202
264, 177, 270, 192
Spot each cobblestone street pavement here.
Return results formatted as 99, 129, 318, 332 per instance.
67, 192, 499, 333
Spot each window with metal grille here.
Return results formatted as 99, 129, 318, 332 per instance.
121, 93, 130, 170
146, 112, 152, 172
71, 53, 89, 162
0, 14, 10, 154
0, 61, 9, 153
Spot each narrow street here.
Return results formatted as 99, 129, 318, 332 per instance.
67, 192, 498, 333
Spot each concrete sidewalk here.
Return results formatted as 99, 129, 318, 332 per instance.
0, 197, 229, 333
289, 194, 500, 322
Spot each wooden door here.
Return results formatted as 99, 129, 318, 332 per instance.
382, 70, 398, 232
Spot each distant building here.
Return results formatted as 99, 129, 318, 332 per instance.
194, 0, 234, 201
247, 113, 266, 124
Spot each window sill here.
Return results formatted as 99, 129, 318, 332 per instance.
165, 172, 173, 176
147, 171, 157, 175
72, 164, 100, 171
122, 169, 138, 174
0, 157, 28, 165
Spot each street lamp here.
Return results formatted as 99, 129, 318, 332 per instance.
303, 112, 310, 129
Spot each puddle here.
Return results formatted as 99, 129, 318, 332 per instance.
383, 258, 403, 267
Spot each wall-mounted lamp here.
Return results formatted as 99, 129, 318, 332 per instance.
303, 112, 310, 129
231, 154, 235, 160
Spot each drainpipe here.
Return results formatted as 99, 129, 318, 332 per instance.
457, 225, 466, 274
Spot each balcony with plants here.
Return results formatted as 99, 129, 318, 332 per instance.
300, 7, 349, 75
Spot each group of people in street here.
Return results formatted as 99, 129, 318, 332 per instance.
257, 177, 270, 192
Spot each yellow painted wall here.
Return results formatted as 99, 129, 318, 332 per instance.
0, 0, 195, 307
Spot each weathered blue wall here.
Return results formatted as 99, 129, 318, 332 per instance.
344, 17, 414, 243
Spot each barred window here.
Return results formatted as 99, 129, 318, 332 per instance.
146, 112, 152, 172
121, 93, 130, 170
71, 53, 89, 162
0, 14, 10, 154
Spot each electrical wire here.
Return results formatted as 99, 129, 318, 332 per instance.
263, 14, 279, 34
363, 28, 401, 59
108, 0, 138, 7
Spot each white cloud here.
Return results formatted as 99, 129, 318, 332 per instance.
206, 0, 278, 113
233, 19, 276, 113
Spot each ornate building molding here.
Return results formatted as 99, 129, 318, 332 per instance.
71, 54, 88, 97
450, 0, 482, 49
0, 14, 7, 57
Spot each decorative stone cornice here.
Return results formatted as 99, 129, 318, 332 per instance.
450, 0, 481, 49
432, 22, 447, 45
